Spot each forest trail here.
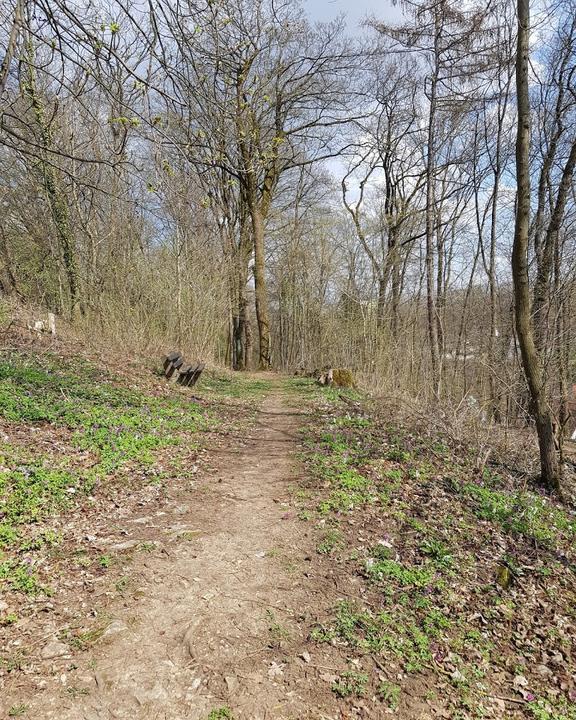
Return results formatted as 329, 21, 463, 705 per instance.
6, 382, 339, 720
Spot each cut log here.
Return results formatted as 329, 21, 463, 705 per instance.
164, 351, 182, 371
177, 365, 192, 385
162, 352, 204, 388
164, 353, 184, 379
317, 369, 333, 386
332, 368, 355, 388
187, 363, 205, 387
180, 364, 197, 387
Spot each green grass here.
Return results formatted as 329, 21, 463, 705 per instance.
207, 709, 234, 720
0, 462, 80, 549
302, 394, 576, 712
200, 372, 270, 399
0, 560, 42, 594
8, 704, 28, 717
365, 557, 436, 589
461, 482, 576, 547
527, 699, 576, 720
316, 528, 342, 554
305, 427, 375, 516
378, 680, 401, 709
311, 599, 453, 674
0, 352, 208, 594
332, 670, 369, 698
0, 354, 207, 477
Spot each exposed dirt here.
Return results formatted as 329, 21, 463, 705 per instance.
1, 384, 354, 720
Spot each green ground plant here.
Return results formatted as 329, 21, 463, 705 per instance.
332, 670, 369, 698
207, 708, 234, 720
0, 351, 209, 594
303, 392, 576, 716
378, 680, 401, 709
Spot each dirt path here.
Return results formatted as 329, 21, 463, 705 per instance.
10, 387, 339, 720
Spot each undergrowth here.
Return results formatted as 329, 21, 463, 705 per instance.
299, 386, 576, 718
0, 351, 208, 594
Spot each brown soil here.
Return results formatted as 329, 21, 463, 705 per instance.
2, 387, 351, 719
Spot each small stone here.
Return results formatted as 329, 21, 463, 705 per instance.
94, 671, 107, 688
109, 540, 140, 551
451, 669, 466, 684
103, 620, 128, 637
0, 600, 8, 612
225, 676, 238, 693
41, 640, 70, 660
134, 682, 168, 705
320, 673, 337, 683
301, 651, 311, 663
268, 661, 284, 679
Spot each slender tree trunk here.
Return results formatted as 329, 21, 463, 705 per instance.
488, 98, 506, 422
511, 0, 561, 493
377, 276, 387, 330
250, 191, 271, 368
0, 228, 19, 295
554, 238, 568, 466
23, 42, 79, 318
231, 204, 252, 370
425, 63, 441, 398
175, 228, 183, 346
0, 0, 25, 96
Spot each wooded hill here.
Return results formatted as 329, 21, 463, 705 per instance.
1, 0, 576, 490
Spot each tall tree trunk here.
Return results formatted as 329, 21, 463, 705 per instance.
230, 203, 252, 370
425, 62, 441, 398
511, 0, 560, 493
488, 102, 506, 422
23, 42, 79, 318
250, 195, 271, 369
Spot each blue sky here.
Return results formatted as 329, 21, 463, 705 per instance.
304, 0, 403, 29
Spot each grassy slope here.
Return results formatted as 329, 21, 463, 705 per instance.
296, 383, 576, 720
0, 350, 267, 603
1, 350, 575, 720
0, 351, 212, 596
0, 342, 271, 719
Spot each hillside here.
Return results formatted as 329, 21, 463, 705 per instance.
0, 322, 575, 719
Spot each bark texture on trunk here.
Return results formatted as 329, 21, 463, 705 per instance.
425, 67, 441, 399
23, 43, 79, 318
511, 0, 561, 493
0, 0, 24, 96
250, 190, 271, 369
